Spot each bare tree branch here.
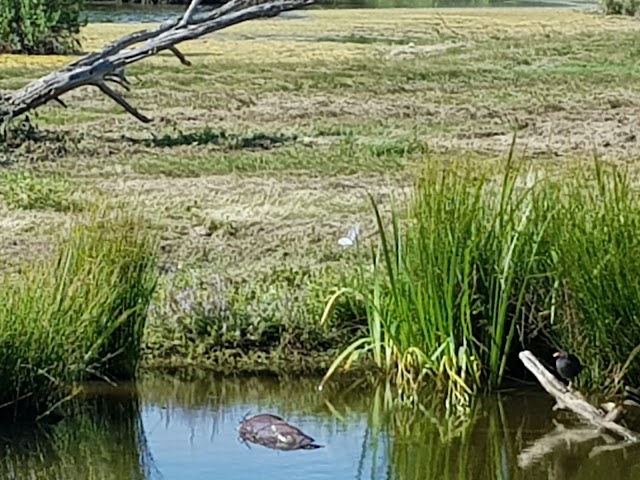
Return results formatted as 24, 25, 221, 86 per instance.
0, 0, 314, 125
178, 0, 203, 28
95, 81, 152, 123
168, 46, 192, 66
104, 76, 131, 92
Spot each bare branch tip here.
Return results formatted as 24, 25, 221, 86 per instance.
169, 46, 192, 66
95, 81, 152, 124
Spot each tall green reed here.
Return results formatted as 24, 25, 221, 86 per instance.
322, 153, 640, 406
548, 162, 640, 391
320, 154, 552, 408
0, 205, 158, 419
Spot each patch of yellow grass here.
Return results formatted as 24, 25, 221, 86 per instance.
0, 54, 70, 69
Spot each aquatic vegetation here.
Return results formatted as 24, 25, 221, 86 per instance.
321, 155, 640, 407
548, 162, 640, 391
320, 151, 550, 407
144, 265, 364, 374
0, 205, 159, 418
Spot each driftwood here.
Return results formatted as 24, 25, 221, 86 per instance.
0, 0, 313, 125
519, 350, 639, 441
516, 350, 640, 469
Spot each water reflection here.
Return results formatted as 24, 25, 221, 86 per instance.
0, 383, 154, 480
2, 375, 640, 479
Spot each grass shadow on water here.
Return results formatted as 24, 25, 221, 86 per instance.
0, 383, 156, 480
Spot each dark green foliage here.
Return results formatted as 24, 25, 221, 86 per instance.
0, 0, 86, 54
601, 0, 639, 15
548, 163, 640, 391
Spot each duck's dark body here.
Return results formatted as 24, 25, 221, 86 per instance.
238, 413, 323, 451
553, 351, 583, 387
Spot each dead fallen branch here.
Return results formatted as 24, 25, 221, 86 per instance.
0, 0, 313, 125
519, 350, 640, 442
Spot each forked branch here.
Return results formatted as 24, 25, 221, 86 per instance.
0, 0, 313, 125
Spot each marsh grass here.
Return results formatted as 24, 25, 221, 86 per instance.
321, 152, 640, 406
320, 150, 550, 408
0, 205, 158, 419
548, 162, 640, 391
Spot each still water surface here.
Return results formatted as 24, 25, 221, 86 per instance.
2, 375, 640, 480
84, 0, 597, 24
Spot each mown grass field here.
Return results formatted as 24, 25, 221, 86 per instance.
2, 7, 640, 374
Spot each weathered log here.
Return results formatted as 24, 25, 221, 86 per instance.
519, 350, 640, 442
0, 0, 313, 125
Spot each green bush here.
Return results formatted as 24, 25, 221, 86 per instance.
601, 0, 639, 16
144, 265, 364, 374
0, 205, 158, 419
0, 0, 86, 55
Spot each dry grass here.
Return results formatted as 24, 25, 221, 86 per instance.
2, 7, 640, 370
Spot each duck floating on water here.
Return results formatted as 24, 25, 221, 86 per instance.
238, 413, 324, 451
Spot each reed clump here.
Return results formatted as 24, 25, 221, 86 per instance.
0, 206, 159, 419
320, 154, 640, 407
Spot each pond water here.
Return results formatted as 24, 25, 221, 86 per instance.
84, 0, 598, 24
3, 375, 640, 480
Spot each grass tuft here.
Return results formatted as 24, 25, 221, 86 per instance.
548, 161, 640, 392
0, 205, 159, 419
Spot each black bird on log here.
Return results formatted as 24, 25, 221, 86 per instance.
553, 350, 583, 390
238, 413, 324, 451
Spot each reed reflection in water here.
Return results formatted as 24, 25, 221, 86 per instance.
1, 375, 640, 479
